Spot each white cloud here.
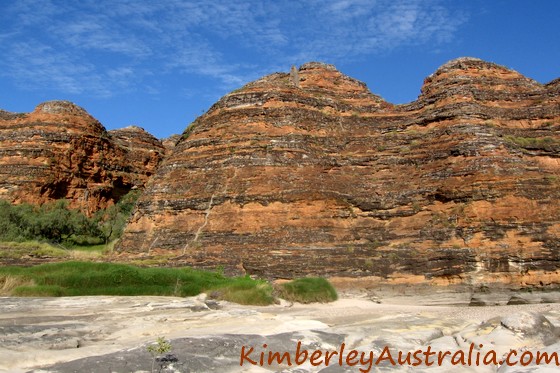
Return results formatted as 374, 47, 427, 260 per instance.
281, 0, 466, 60
6, 42, 94, 94
2, 39, 138, 97
0, 0, 467, 96
51, 17, 151, 56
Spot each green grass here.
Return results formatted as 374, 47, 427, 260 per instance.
1, 240, 60, 251
65, 240, 115, 253
13, 285, 66, 296
0, 262, 340, 306
504, 135, 560, 151
278, 277, 338, 304
0, 240, 109, 261
209, 278, 275, 306
0, 241, 67, 259
29, 246, 69, 258
0, 261, 275, 305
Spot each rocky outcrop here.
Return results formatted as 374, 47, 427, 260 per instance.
0, 101, 165, 213
161, 134, 181, 154
117, 58, 560, 289
108, 125, 165, 180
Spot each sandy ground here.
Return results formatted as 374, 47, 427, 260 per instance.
1, 294, 560, 372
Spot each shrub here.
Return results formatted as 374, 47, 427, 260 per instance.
0, 200, 98, 244
94, 190, 141, 244
147, 337, 173, 373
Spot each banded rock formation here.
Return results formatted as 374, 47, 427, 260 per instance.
0, 101, 165, 213
117, 58, 560, 289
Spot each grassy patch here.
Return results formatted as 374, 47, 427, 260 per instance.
504, 135, 560, 151
129, 253, 175, 267
13, 285, 66, 297
208, 278, 274, 306
0, 261, 275, 305
30, 246, 70, 258
0, 241, 66, 259
278, 277, 338, 304
0, 274, 34, 295
1, 240, 55, 250
0, 262, 340, 306
0, 240, 107, 261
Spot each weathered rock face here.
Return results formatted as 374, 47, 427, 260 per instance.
161, 134, 181, 155
118, 58, 560, 289
0, 101, 165, 213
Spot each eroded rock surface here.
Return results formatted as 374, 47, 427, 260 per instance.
1, 296, 559, 373
117, 58, 560, 290
0, 101, 165, 213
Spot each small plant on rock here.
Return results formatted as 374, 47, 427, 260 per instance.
147, 336, 172, 372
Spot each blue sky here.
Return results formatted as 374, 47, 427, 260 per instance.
1, 0, 559, 139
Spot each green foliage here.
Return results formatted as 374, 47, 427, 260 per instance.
147, 337, 172, 373
94, 190, 141, 243
0, 190, 140, 248
0, 200, 99, 244
147, 337, 172, 356
0, 261, 276, 305
0, 201, 33, 242
278, 277, 338, 304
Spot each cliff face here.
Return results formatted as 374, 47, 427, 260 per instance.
0, 101, 165, 213
117, 58, 560, 289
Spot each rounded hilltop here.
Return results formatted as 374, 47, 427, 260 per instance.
238, 61, 379, 98
417, 56, 546, 108
0, 99, 166, 214
422, 57, 542, 90
202, 61, 388, 130
35, 100, 91, 116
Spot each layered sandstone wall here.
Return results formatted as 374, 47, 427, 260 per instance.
115, 58, 559, 288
